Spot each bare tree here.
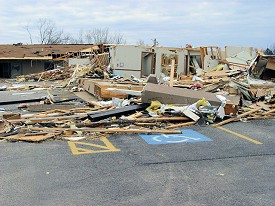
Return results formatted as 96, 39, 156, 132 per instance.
69, 30, 84, 44
27, 19, 127, 45
38, 18, 65, 44
136, 40, 145, 45
62, 33, 73, 44
25, 24, 33, 44
111, 33, 126, 44
85, 28, 109, 44
85, 28, 126, 44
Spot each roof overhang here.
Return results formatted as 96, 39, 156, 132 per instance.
0, 57, 52, 60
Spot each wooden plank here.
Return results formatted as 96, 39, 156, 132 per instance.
214, 107, 262, 127
186, 52, 191, 75
246, 115, 275, 120
205, 69, 241, 77
137, 117, 190, 122
266, 60, 275, 71
87, 101, 103, 107
2, 132, 61, 142
166, 121, 196, 129
169, 58, 175, 87
200, 47, 205, 70
211, 47, 214, 59
8, 113, 88, 123
79, 78, 143, 99
21, 127, 181, 134
3, 114, 21, 120
26, 104, 87, 112
73, 116, 190, 128
134, 123, 158, 126
262, 108, 275, 115
8, 106, 113, 124
126, 112, 143, 120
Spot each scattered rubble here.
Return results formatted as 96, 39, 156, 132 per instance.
0, 46, 274, 143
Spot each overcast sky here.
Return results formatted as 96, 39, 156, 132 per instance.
0, 0, 274, 49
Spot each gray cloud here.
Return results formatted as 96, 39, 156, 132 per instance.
0, 0, 274, 49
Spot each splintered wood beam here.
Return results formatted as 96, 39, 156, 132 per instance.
21, 127, 181, 134
1, 132, 61, 142
169, 58, 175, 87
84, 116, 184, 127
165, 121, 196, 129
246, 115, 275, 120
7, 113, 88, 123
134, 122, 158, 126
214, 107, 262, 127
74, 116, 190, 128
262, 108, 275, 115
126, 112, 143, 120
136, 117, 190, 122
8, 106, 114, 124
87, 100, 103, 107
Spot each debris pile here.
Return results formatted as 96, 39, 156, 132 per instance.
0, 48, 274, 143
16, 65, 105, 82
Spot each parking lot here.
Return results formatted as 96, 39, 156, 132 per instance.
1, 119, 274, 206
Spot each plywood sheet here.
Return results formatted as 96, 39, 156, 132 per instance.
1, 132, 60, 142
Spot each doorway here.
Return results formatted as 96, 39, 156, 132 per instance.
141, 52, 156, 77
10, 63, 22, 78
0, 62, 11, 78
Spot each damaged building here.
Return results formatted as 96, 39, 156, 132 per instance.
0, 43, 267, 81
0, 42, 274, 142
0, 44, 94, 78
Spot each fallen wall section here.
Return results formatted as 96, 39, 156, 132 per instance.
142, 83, 238, 106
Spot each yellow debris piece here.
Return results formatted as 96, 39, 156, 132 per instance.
146, 101, 162, 113
196, 98, 208, 109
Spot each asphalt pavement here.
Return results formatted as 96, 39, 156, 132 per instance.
0, 119, 274, 206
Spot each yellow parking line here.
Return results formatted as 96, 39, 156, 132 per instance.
214, 126, 263, 145
68, 137, 120, 155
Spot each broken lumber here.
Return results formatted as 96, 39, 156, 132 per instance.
136, 116, 190, 122
126, 112, 143, 120
7, 113, 88, 124
246, 115, 275, 120
75, 116, 190, 128
1, 132, 61, 142
3, 113, 21, 120
169, 58, 175, 87
134, 123, 158, 126
166, 121, 196, 129
87, 100, 103, 107
21, 127, 181, 134
106, 88, 142, 96
262, 108, 275, 115
214, 107, 262, 127
26, 104, 87, 112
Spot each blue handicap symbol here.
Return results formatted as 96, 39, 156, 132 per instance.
139, 129, 212, 145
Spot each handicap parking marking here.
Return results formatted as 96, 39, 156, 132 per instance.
139, 129, 212, 145
68, 136, 120, 155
